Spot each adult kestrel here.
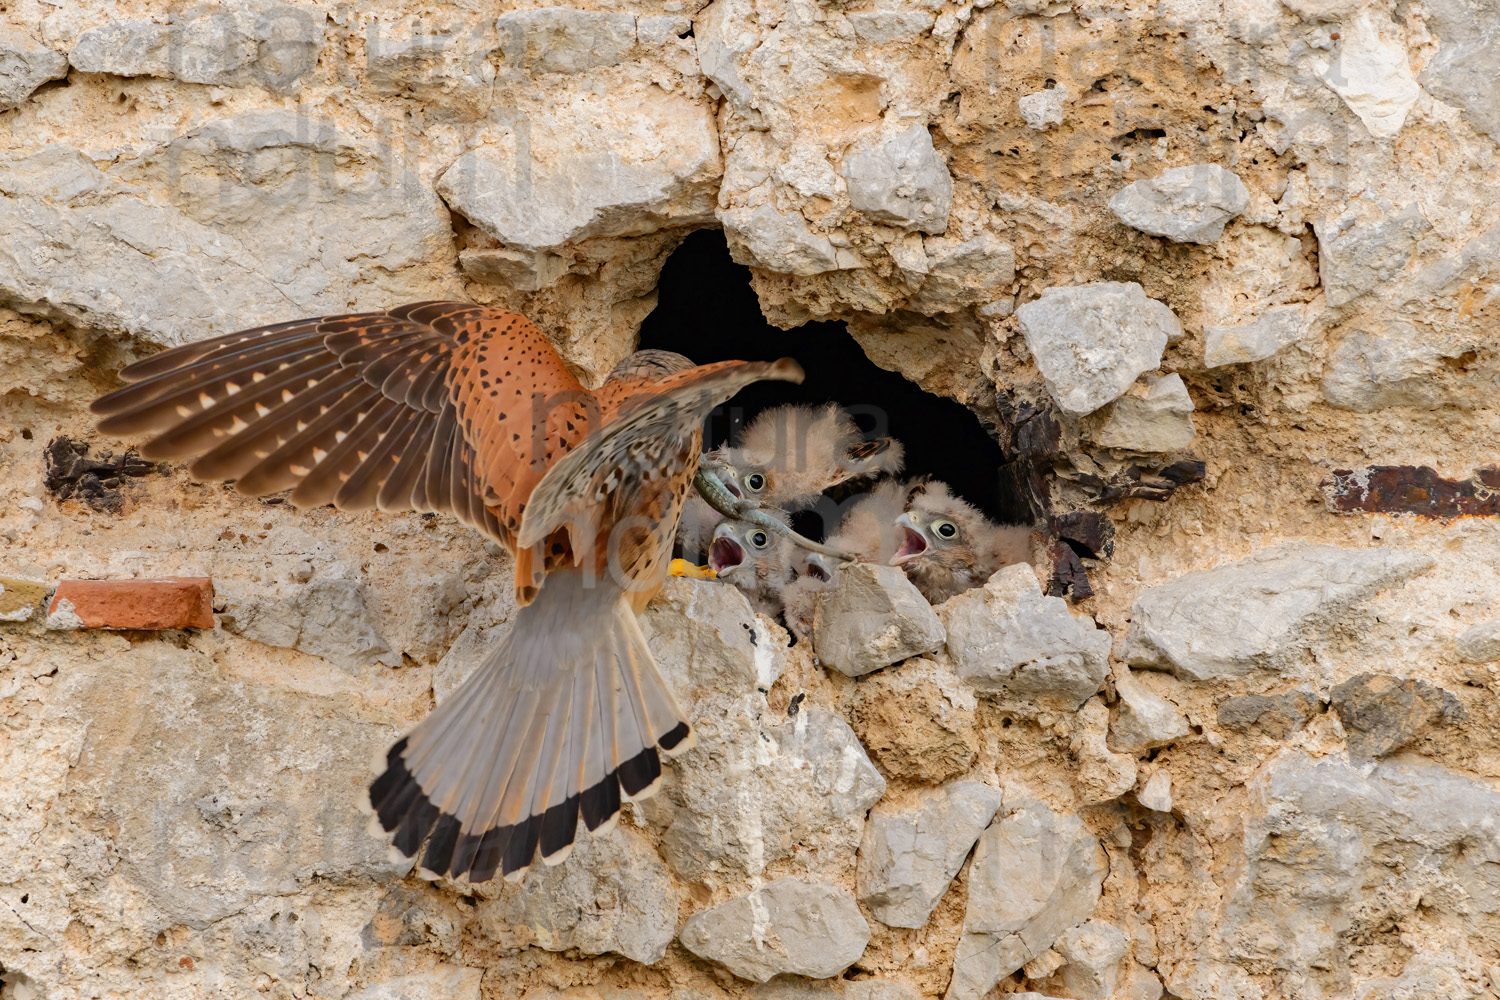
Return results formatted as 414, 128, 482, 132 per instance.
90, 301, 803, 881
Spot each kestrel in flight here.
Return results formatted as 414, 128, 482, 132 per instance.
91, 301, 803, 882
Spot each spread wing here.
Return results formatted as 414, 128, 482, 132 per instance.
519, 358, 805, 554
90, 301, 589, 549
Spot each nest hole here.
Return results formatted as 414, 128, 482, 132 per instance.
637, 230, 1024, 540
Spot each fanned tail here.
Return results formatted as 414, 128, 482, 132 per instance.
368, 569, 691, 882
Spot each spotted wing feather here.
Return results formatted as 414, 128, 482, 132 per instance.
91, 303, 586, 550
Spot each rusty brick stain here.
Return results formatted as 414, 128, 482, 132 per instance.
1322, 465, 1500, 518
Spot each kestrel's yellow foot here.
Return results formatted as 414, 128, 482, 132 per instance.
668, 558, 716, 580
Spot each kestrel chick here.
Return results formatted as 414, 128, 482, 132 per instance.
780, 551, 836, 641
824, 478, 921, 563
678, 403, 903, 562
892, 481, 1032, 603
723, 402, 904, 510
707, 514, 798, 616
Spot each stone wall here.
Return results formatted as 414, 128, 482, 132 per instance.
2, 0, 1499, 997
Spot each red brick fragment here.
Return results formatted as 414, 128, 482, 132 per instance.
47, 578, 214, 630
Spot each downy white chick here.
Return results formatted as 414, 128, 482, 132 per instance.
780, 551, 836, 641
822, 478, 920, 563
778, 479, 918, 642
891, 481, 1032, 604
706, 514, 799, 617
678, 402, 904, 562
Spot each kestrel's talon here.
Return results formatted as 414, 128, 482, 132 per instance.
668, 558, 716, 580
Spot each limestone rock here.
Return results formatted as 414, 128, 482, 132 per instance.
848, 983, 922, 1000
1016, 283, 1180, 415
1216, 690, 1321, 739
1420, 0, 1500, 137
365, 28, 494, 116
0, 576, 47, 622
1018, 85, 1068, 130
910, 233, 1016, 312
478, 825, 678, 964
1138, 771, 1172, 812
642, 578, 786, 713
842, 125, 954, 234
1204, 306, 1306, 367
941, 565, 1111, 711
1126, 545, 1434, 681
679, 877, 871, 982
382, 572, 470, 665
1321, 323, 1466, 412
1315, 15, 1420, 140
437, 89, 720, 253
1107, 165, 1249, 245
660, 705, 886, 881
1093, 373, 1196, 452
947, 799, 1107, 1000
494, 8, 637, 74
857, 780, 1003, 928
1329, 673, 1463, 758
723, 204, 840, 276
1022, 952, 1066, 981
694, 0, 755, 112
848, 8, 936, 43
347, 968, 483, 1000
66, 645, 408, 929
1110, 667, 1189, 754
1316, 205, 1431, 307
745, 983, 918, 1000
69, 1, 325, 91
848, 658, 979, 783
220, 575, 401, 671
0, 114, 455, 347
1355, 950, 1487, 1000
1224, 753, 1500, 992
813, 563, 946, 677
1280, 0, 1365, 21
1052, 920, 1130, 1000
1070, 697, 1136, 805
0, 31, 68, 110
1456, 620, 1500, 662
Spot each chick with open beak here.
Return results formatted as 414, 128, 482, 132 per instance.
676, 402, 903, 563
780, 551, 837, 641
888, 481, 1033, 604
708, 516, 798, 616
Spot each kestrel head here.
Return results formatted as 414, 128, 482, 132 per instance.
713, 403, 903, 512
891, 481, 990, 575
708, 517, 778, 578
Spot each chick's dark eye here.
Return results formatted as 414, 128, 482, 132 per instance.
746, 473, 766, 492
751, 531, 768, 548
936, 521, 958, 538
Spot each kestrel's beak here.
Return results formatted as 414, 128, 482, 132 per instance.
803, 552, 834, 582
709, 522, 746, 576
891, 512, 929, 565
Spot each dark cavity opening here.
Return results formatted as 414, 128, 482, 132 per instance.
637, 230, 1019, 536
